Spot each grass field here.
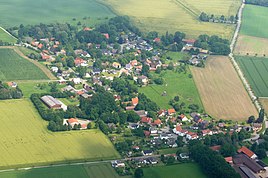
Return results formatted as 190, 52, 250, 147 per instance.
191, 56, 258, 120
234, 35, 268, 56
143, 163, 207, 178
139, 70, 203, 110
0, 0, 115, 28
0, 48, 48, 81
103, 0, 240, 38
235, 56, 268, 97
0, 163, 129, 178
240, 5, 268, 39
0, 99, 120, 169
17, 82, 50, 98
0, 28, 16, 43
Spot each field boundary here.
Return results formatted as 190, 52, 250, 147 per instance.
0, 46, 57, 80
173, 0, 199, 18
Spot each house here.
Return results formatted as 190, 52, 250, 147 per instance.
146, 157, 158, 164
51, 66, 58, 73
132, 97, 139, 106
182, 39, 196, 46
173, 125, 188, 136
41, 95, 62, 109
201, 129, 212, 136
81, 93, 91, 99
74, 57, 87, 67
153, 38, 161, 43
168, 108, 176, 115
186, 132, 198, 140
72, 78, 82, 85
112, 62, 121, 69
153, 119, 162, 126
178, 114, 189, 122
135, 110, 147, 118
111, 160, 125, 168
150, 127, 158, 134
142, 150, 153, 156
62, 85, 76, 93
238, 146, 258, 159
137, 75, 149, 86
65, 118, 90, 129
179, 153, 189, 159
141, 117, 152, 124
158, 110, 166, 117
225, 157, 233, 164
7, 81, 17, 88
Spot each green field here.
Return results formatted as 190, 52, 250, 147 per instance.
235, 56, 268, 97
18, 82, 50, 98
0, 48, 48, 81
103, 0, 240, 38
0, 0, 115, 28
240, 5, 268, 39
0, 28, 16, 43
143, 163, 207, 178
0, 99, 120, 169
139, 70, 203, 110
0, 163, 128, 178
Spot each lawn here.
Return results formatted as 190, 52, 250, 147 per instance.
191, 56, 258, 120
143, 163, 207, 178
240, 5, 268, 39
139, 70, 203, 110
0, 163, 130, 178
0, 28, 16, 43
18, 82, 51, 98
0, 99, 120, 169
0, 0, 115, 28
102, 0, 240, 39
58, 98, 80, 106
0, 48, 48, 81
235, 56, 268, 97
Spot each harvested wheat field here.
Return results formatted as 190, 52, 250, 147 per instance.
234, 35, 268, 56
191, 56, 258, 121
260, 98, 268, 115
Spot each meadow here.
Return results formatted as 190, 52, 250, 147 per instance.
0, 48, 48, 81
139, 70, 203, 110
143, 163, 207, 178
240, 5, 268, 39
0, 163, 129, 178
191, 56, 258, 120
0, 28, 16, 43
0, 99, 120, 169
0, 0, 115, 28
235, 56, 268, 97
102, 0, 240, 38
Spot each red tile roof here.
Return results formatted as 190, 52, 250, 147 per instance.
103, 33, 109, 39
153, 119, 162, 125
224, 157, 233, 163
168, 108, 176, 115
141, 117, 152, 123
154, 38, 161, 43
176, 125, 182, 132
68, 118, 78, 124
132, 97, 139, 106
238, 146, 255, 158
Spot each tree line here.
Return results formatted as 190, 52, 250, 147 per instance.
199, 12, 238, 24
245, 0, 268, 7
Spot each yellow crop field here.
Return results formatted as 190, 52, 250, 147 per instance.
102, 0, 241, 39
0, 99, 120, 169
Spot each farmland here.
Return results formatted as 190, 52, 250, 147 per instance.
139, 70, 203, 110
0, 99, 120, 169
240, 5, 268, 39
0, 163, 129, 178
0, 48, 49, 81
143, 163, 207, 178
235, 56, 268, 97
260, 98, 268, 115
234, 35, 268, 56
0, 28, 16, 43
0, 0, 115, 28
191, 56, 258, 120
102, 0, 240, 38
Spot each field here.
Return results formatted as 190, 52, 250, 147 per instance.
0, 48, 49, 81
234, 35, 268, 56
0, 28, 16, 43
191, 56, 258, 120
0, 0, 115, 28
0, 163, 129, 178
139, 70, 203, 110
102, 0, 240, 38
0, 99, 120, 169
143, 163, 207, 178
260, 98, 268, 115
235, 56, 268, 97
240, 5, 268, 39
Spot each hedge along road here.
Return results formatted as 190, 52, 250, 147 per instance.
229, 0, 268, 135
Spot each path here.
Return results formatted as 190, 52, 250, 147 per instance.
229, 0, 268, 136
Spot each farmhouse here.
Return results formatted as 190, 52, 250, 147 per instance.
41, 95, 62, 109
238, 146, 258, 159
63, 118, 90, 129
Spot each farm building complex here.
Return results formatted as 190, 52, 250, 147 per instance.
41, 95, 62, 109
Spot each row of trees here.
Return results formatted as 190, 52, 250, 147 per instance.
199, 12, 237, 23
189, 140, 240, 178
194, 34, 231, 55
0, 82, 23, 100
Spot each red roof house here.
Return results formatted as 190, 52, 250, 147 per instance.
238, 146, 257, 159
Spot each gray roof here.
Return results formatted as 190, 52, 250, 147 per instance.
41, 95, 61, 107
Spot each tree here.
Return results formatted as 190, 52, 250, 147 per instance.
220, 143, 236, 157
174, 96, 180, 102
247, 115, 255, 124
256, 109, 265, 123
154, 77, 164, 85
176, 136, 183, 147
134, 168, 144, 178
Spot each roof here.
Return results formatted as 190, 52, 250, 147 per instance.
168, 108, 176, 114
141, 117, 152, 123
153, 38, 161, 43
41, 95, 62, 108
238, 146, 255, 158
83, 27, 92, 31
132, 97, 139, 106
182, 39, 196, 44
224, 157, 233, 163
103, 33, 109, 39
176, 125, 182, 132
233, 154, 264, 173
210, 145, 221, 151
68, 118, 78, 124
153, 119, 162, 125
